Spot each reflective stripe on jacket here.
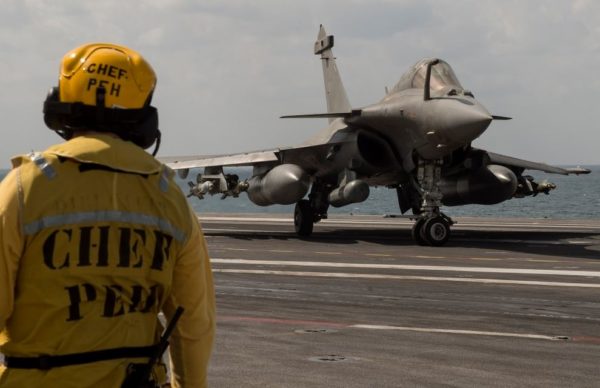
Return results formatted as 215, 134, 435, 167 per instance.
0, 134, 215, 388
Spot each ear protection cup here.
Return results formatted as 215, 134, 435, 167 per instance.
124, 106, 160, 150
43, 86, 74, 140
43, 87, 61, 131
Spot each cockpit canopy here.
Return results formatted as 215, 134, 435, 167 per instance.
393, 59, 464, 94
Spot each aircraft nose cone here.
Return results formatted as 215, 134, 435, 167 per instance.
443, 101, 492, 143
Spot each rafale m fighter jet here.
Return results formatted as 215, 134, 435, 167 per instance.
163, 25, 590, 246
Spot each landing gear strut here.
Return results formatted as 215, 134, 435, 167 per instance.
411, 159, 454, 246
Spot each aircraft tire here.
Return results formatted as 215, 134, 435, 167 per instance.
422, 216, 450, 246
411, 218, 428, 246
294, 200, 314, 237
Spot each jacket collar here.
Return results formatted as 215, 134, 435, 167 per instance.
45, 134, 162, 174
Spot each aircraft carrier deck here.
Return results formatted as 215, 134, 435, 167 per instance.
200, 214, 600, 387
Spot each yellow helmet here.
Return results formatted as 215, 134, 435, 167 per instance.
59, 43, 156, 109
44, 43, 161, 151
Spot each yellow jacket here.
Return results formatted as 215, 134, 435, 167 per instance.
0, 134, 215, 387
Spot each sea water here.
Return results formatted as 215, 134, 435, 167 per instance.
1, 166, 598, 219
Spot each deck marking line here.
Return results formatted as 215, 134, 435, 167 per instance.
212, 269, 600, 288
351, 324, 559, 340
201, 216, 293, 223
218, 316, 564, 342
570, 336, 600, 344
211, 258, 600, 278
204, 228, 276, 234
219, 315, 347, 328
416, 255, 445, 259
216, 315, 563, 341
527, 259, 560, 263
198, 216, 600, 230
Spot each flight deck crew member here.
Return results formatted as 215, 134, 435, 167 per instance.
0, 43, 215, 387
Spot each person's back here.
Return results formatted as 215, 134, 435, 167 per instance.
0, 43, 215, 387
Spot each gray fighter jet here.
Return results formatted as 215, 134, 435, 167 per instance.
163, 25, 590, 246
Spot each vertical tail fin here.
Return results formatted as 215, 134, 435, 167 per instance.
314, 25, 352, 123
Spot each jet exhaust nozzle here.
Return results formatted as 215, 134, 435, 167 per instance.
328, 179, 370, 207
247, 164, 310, 206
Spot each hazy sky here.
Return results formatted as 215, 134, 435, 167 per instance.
1, 0, 598, 168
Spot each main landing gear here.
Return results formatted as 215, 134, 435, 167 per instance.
411, 159, 454, 246
294, 183, 330, 237
294, 199, 314, 236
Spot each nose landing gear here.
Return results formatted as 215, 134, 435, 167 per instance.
410, 159, 454, 246
412, 214, 453, 246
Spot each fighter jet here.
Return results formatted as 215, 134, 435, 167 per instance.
162, 25, 590, 246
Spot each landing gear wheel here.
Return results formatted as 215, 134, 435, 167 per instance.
294, 200, 314, 237
411, 218, 428, 246
422, 216, 450, 247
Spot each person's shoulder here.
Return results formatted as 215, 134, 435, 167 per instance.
47, 135, 162, 175
10, 150, 60, 179
160, 165, 189, 201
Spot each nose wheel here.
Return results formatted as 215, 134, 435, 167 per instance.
412, 215, 452, 246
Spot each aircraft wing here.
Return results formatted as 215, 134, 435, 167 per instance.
486, 151, 591, 175
159, 149, 280, 169
159, 140, 348, 175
